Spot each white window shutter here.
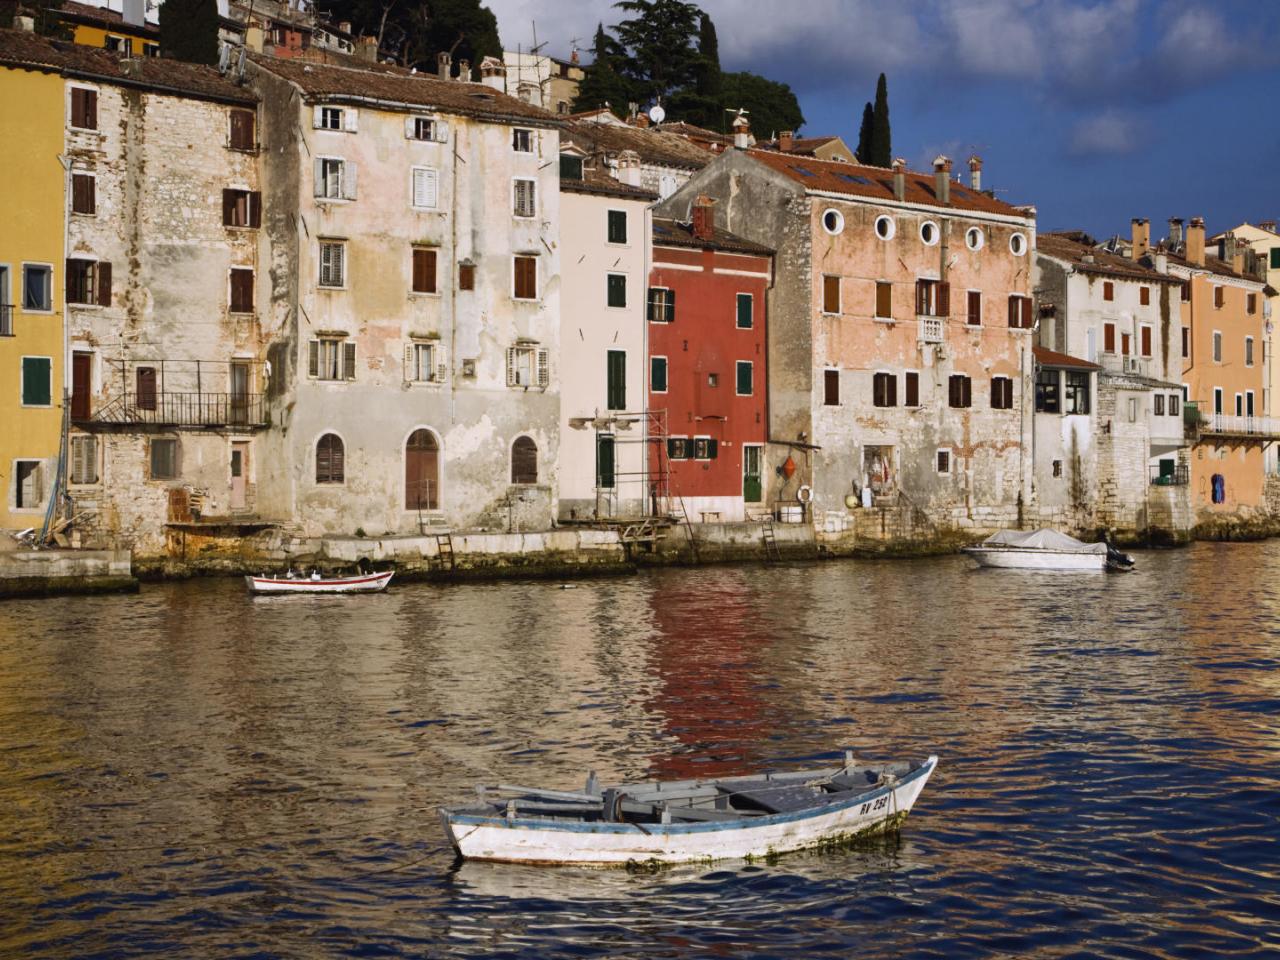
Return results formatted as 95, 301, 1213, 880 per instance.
308, 339, 319, 377
343, 340, 357, 380
404, 342, 415, 380
435, 343, 448, 382
506, 347, 517, 387
536, 349, 549, 387
333, 243, 344, 284
312, 105, 324, 128
404, 116, 415, 139
412, 168, 438, 208
434, 121, 448, 144
343, 107, 358, 132
313, 158, 324, 197
343, 161, 357, 200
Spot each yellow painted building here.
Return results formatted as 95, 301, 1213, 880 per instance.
0, 56, 65, 532
1218, 222, 1280, 423
60, 1, 160, 58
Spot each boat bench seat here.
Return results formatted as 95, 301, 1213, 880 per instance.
727, 781, 825, 814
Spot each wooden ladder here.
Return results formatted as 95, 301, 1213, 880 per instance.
435, 532, 455, 572
676, 497, 699, 564
761, 516, 782, 563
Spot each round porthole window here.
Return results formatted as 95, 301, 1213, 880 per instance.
966, 226, 984, 251
822, 208, 844, 235
1010, 232, 1027, 256
920, 220, 939, 246
874, 215, 895, 240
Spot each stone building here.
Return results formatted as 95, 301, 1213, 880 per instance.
247, 53, 562, 538
0, 32, 271, 556
656, 147, 1038, 539
557, 155, 656, 520
1034, 227, 1191, 542
564, 111, 711, 201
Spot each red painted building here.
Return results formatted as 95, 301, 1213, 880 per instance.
649, 201, 773, 521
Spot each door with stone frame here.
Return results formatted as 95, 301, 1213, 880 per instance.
230, 441, 249, 512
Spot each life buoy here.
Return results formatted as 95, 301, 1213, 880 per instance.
797, 484, 813, 503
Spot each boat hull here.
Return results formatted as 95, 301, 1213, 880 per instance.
245, 571, 394, 594
440, 756, 937, 867
963, 547, 1105, 571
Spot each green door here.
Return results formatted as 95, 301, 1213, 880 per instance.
743, 445, 762, 502
596, 435, 616, 489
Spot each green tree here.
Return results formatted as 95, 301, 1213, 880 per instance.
612, 0, 701, 106
720, 70, 804, 140
855, 102, 873, 163
160, 0, 219, 65
870, 72, 891, 166
572, 22, 635, 116
320, 0, 500, 75
670, 11, 721, 128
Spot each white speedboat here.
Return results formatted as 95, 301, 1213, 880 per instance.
439, 753, 938, 867
963, 528, 1134, 571
245, 569, 394, 594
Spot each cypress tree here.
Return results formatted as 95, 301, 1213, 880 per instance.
160, 0, 219, 65
572, 23, 634, 116
871, 72, 891, 167
855, 101, 873, 163
686, 12, 722, 127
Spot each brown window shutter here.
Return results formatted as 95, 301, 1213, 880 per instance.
876, 281, 892, 318
222, 189, 235, 226
1021, 298, 1032, 328
1007, 296, 1017, 328
823, 275, 839, 313
916, 279, 927, 316
343, 340, 356, 380
967, 290, 979, 325
991, 377, 1000, 408
1104, 323, 1115, 352
96, 261, 111, 307
249, 191, 261, 228
963, 376, 972, 407
459, 263, 475, 291
905, 371, 918, 406
948, 375, 958, 407
423, 250, 437, 293
412, 249, 427, 292
71, 89, 84, 128
1104, 281, 1114, 301
1140, 286, 1150, 306
1141, 327, 1151, 356
938, 282, 950, 317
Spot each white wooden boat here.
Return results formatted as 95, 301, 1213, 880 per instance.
963, 529, 1135, 572
439, 753, 938, 867
245, 569, 394, 594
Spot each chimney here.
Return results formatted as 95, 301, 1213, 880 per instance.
1261, 220, 1277, 234
967, 155, 982, 192
1187, 217, 1205, 267
732, 113, 750, 150
1131, 217, 1150, 261
570, 50, 580, 65
339, 20, 352, 34
1228, 235, 1246, 274
892, 157, 906, 202
1168, 217, 1184, 248
458, 59, 470, 81
437, 52, 451, 81
14, 13, 34, 30
479, 55, 505, 92
616, 150, 641, 187
634, 113, 649, 129
691, 195, 716, 240
933, 155, 951, 205
778, 130, 794, 153
123, 0, 146, 27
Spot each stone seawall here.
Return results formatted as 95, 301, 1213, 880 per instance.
0, 549, 138, 599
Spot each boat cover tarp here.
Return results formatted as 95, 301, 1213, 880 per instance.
980, 528, 1107, 555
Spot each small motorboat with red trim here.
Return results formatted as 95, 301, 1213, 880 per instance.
245, 568, 394, 594
439, 753, 937, 867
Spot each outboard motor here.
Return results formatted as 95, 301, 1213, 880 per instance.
1106, 543, 1136, 571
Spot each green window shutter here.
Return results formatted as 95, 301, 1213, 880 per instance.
736, 361, 752, 395
708, 438, 718, 459
736, 293, 752, 328
651, 357, 667, 393
596, 435, 616, 487
607, 349, 626, 409
607, 274, 626, 308
666, 288, 676, 322
22, 357, 51, 406
1271, 247, 1280, 270
608, 210, 627, 244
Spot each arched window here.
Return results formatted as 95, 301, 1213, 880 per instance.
406, 429, 439, 509
511, 436, 537, 484
316, 433, 344, 484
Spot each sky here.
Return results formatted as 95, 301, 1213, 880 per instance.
485, 0, 1280, 241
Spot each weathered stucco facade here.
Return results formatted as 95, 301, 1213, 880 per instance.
557, 169, 654, 520
657, 149, 1036, 539
53, 52, 271, 558
249, 56, 562, 538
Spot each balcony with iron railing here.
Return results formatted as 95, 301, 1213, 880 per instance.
88, 392, 267, 427
1150, 464, 1189, 486
1184, 401, 1280, 442
0, 303, 12, 337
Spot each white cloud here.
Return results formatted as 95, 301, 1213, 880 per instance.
1067, 109, 1142, 156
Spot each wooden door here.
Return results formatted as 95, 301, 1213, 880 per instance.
230, 362, 250, 424
405, 429, 439, 510
71, 352, 91, 420
230, 442, 248, 511
136, 366, 157, 411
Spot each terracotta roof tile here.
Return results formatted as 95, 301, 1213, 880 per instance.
746, 149, 1031, 219
0, 28, 255, 104
1037, 233, 1179, 284
564, 117, 713, 170
560, 167, 656, 201
60, 0, 160, 37
652, 216, 772, 256
1033, 346, 1100, 370
250, 54, 559, 125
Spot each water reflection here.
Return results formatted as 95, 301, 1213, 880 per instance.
0, 545, 1278, 957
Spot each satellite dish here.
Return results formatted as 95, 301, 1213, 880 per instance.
648, 104, 666, 125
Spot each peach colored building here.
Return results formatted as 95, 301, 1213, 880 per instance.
656, 146, 1038, 535
1168, 218, 1272, 530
